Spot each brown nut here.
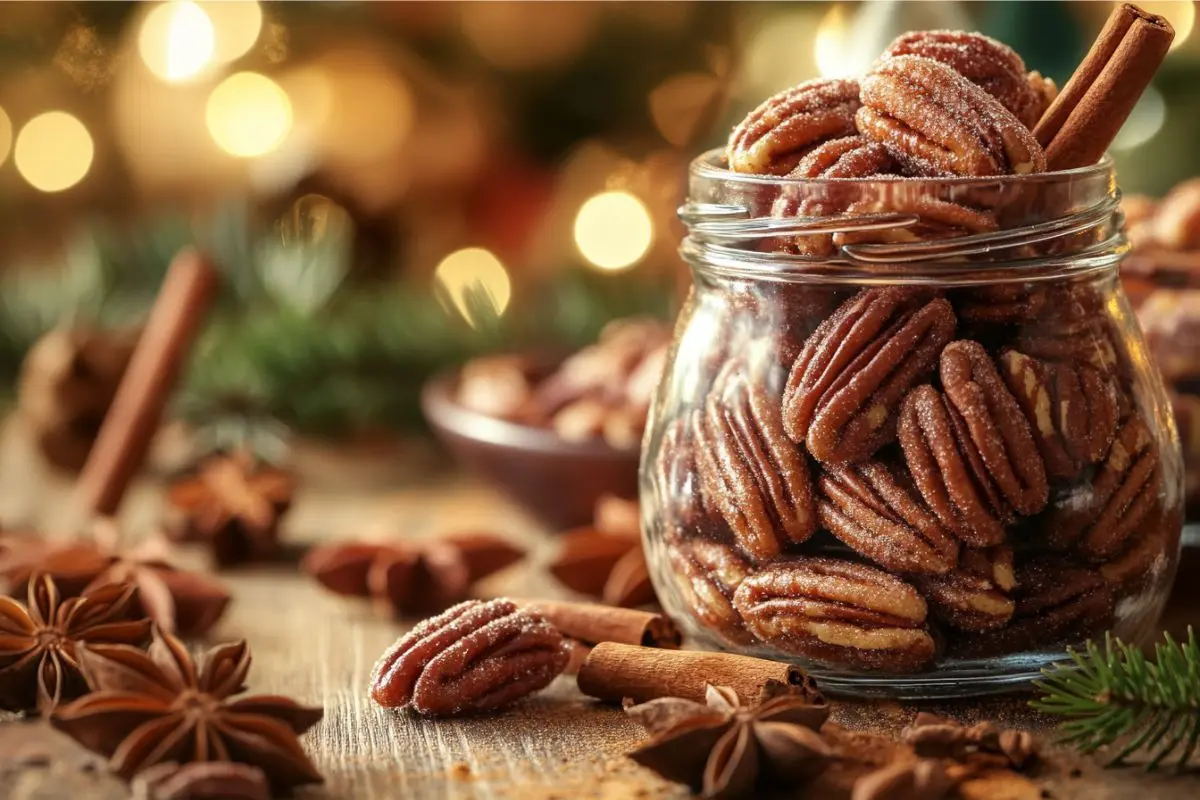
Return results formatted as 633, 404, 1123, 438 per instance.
369, 598, 570, 716
1139, 290, 1200, 384
1014, 285, 1119, 375
783, 288, 956, 465
898, 385, 1010, 548
914, 546, 1016, 632
879, 31, 1050, 129
1045, 415, 1160, 558
1153, 178, 1200, 250
834, 193, 997, 248
1098, 505, 1176, 591
816, 460, 959, 575
695, 365, 817, 562
733, 556, 935, 672
654, 410, 715, 531
727, 78, 860, 175
939, 340, 1048, 516
857, 56, 1046, 177
666, 538, 754, 645
999, 350, 1119, 480
956, 283, 1049, 326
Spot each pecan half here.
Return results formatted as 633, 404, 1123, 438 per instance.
695, 365, 816, 562
733, 557, 935, 672
956, 283, 1048, 326
914, 546, 1015, 632
858, 55, 1046, 176
1098, 505, 1176, 591
666, 538, 754, 645
727, 78, 860, 175
788, 135, 896, 179
783, 288, 956, 465
654, 410, 713, 531
1014, 285, 1119, 374
1047, 416, 1161, 560
834, 193, 997, 247
369, 598, 570, 716
898, 385, 1010, 547
999, 350, 1118, 480
880, 31, 1049, 128
939, 340, 1048, 516
816, 460, 959, 575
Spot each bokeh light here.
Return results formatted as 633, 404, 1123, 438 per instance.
316, 52, 414, 167
814, 5, 852, 78
202, 0, 263, 64
206, 71, 293, 157
1112, 85, 1167, 151
0, 107, 12, 167
14, 111, 94, 192
139, 1, 215, 83
1136, 2, 1194, 51
461, 3, 598, 70
649, 72, 723, 148
574, 191, 653, 271
434, 247, 512, 327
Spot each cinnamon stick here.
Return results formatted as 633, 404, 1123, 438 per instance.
74, 249, 219, 516
518, 600, 681, 649
577, 642, 808, 705
1034, 3, 1174, 170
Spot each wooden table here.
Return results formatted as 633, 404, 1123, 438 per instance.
1, 419, 1199, 799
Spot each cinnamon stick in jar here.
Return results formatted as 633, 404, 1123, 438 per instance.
1034, 3, 1174, 170
74, 249, 220, 517
577, 642, 810, 705
517, 600, 681, 649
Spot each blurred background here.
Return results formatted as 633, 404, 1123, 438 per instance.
0, 0, 1197, 466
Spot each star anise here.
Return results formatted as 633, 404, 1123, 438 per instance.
51, 628, 324, 789
0, 574, 151, 714
132, 762, 270, 800
0, 532, 114, 597
548, 495, 655, 608
302, 532, 525, 617
626, 683, 833, 799
166, 451, 294, 567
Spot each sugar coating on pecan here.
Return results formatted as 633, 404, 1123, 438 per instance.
999, 350, 1119, 480
898, 384, 1010, 547
727, 78, 860, 176
835, 193, 997, 247
1098, 506, 1174, 590
1014, 286, 1119, 375
939, 340, 1048, 516
666, 538, 754, 645
783, 288, 956, 465
956, 283, 1049, 325
369, 598, 570, 716
914, 546, 1015, 632
857, 56, 1046, 177
880, 31, 1049, 129
733, 556, 935, 672
654, 410, 715, 531
695, 365, 816, 562
816, 460, 959, 575
788, 135, 896, 179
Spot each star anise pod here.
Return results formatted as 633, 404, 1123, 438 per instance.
0, 532, 114, 597
166, 451, 294, 568
302, 532, 525, 617
0, 574, 151, 714
626, 683, 832, 799
51, 628, 324, 789
549, 495, 655, 608
132, 762, 270, 800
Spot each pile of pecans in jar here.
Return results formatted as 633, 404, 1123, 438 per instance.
651, 30, 1181, 673
456, 318, 669, 450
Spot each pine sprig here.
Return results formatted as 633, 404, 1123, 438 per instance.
1031, 628, 1200, 771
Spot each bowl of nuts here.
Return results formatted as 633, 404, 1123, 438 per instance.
422, 318, 669, 529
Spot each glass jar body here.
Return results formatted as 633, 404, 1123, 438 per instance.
641, 157, 1184, 698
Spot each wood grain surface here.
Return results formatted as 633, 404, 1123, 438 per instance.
1, 417, 1199, 799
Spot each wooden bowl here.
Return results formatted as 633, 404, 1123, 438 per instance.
420, 371, 641, 530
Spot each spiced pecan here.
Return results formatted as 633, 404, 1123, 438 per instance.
852, 759, 957, 800
939, 340, 1048, 515
653, 411, 713, 531
999, 350, 1118, 479
1025, 71, 1058, 129
914, 546, 1015, 632
695, 365, 816, 561
834, 193, 997, 247
880, 31, 1049, 128
857, 56, 1046, 177
898, 385, 1010, 548
1014, 285, 1119, 374
789, 135, 896, 179
369, 598, 570, 716
956, 282, 1048, 325
727, 78, 860, 175
903, 712, 1039, 769
1098, 505, 1176, 591
1153, 178, 1200, 250
666, 538, 753, 645
783, 288, 956, 465
733, 557, 935, 672
1045, 416, 1160, 558
816, 460, 959, 575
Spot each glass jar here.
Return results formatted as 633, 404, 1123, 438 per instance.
641, 151, 1184, 698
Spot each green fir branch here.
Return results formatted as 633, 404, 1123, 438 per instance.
1031, 627, 1200, 771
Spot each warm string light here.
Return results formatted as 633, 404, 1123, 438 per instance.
814, 5, 852, 78
139, 0, 264, 83
203, 0, 264, 63
206, 71, 293, 157
574, 191, 654, 271
0, 106, 12, 167
434, 248, 512, 328
1112, 86, 1167, 151
14, 111, 94, 192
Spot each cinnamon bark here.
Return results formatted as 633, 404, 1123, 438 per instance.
1034, 3, 1174, 170
576, 642, 808, 705
517, 600, 681, 649
74, 250, 219, 516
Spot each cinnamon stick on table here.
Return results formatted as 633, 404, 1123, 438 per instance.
1034, 3, 1174, 171
577, 642, 810, 705
74, 249, 220, 517
518, 600, 681, 649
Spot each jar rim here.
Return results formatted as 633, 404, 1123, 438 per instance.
690, 148, 1115, 188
